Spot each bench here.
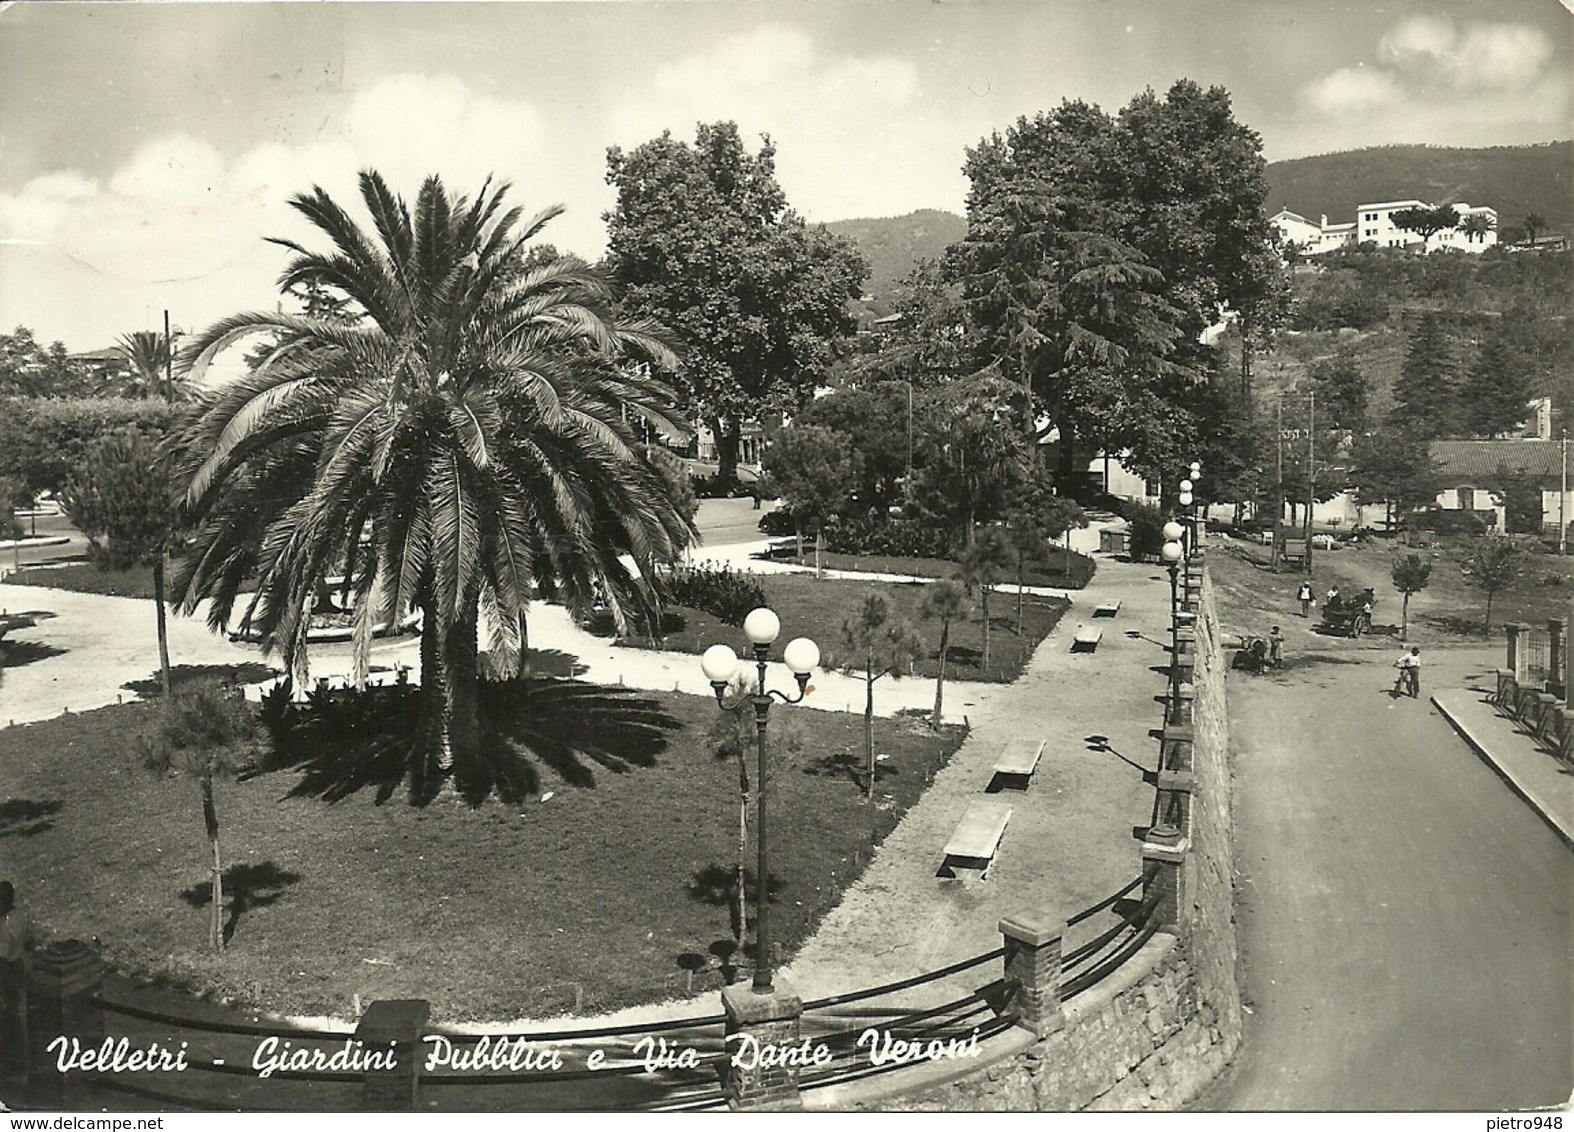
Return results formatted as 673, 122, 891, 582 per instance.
992, 737, 1045, 789
1071, 626, 1103, 652
940, 801, 1013, 879
1093, 601, 1122, 618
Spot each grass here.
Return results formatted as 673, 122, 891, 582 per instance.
600, 572, 1070, 683
759, 544, 1098, 590
6, 561, 158, 600
0, 683, 967, 1024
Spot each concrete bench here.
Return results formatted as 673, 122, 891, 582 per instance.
992, 737, 1045, 788
1093, 601, 1121, 618
1071, 626, 1103, 652
940, 801, 1013, 879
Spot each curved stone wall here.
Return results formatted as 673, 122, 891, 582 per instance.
851, 564, 1240, 1112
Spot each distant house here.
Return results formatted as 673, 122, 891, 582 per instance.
1271, 199, 1499, 257
1429, 439, 1574, 535
1269, 209, 1356, 256
1355, 200, 1498, 252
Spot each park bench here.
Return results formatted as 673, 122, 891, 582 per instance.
940, 801, 1013, 879
1071, 626, 1103, 652
991, 737, 1045, 790
1093, 600, 1121, 618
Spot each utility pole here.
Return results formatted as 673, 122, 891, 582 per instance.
163, 309, 174, 404
1272, 395, 1283, 569
1562, 430, 1568, 556
1304, 389, 1315, 576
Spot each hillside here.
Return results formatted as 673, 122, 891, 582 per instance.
1265, 142, 1572, 234
825, 208, 965, 318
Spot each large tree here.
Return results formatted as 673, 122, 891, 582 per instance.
0, 327, 97, 398
58, 430, 179, 698
172, 171, 697, 800
1309, 348, 1368, 433
1348, 428, 1441, 531
1390, 204, 1461, 250
950, 101, 1183, 482
1461, 324, 1531, 439
1391, 312, 1463, 440
604, 122, 868, 488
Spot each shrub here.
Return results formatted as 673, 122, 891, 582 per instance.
821, 513, 951, 559
1125, 501, 1167, 561
658, 563, 768, 626
0, 396, 180, 496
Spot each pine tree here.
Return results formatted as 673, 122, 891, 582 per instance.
1461, 326, 1531, 438
1391, 313, 1461, 440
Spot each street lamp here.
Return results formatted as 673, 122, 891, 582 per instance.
1162, 527, 1185, 711
1178, 480, 1194, 558
700, 608, 819, 995
1189, 462, 1204, 550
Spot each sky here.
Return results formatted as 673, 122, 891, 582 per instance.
1, 0, 1570, 351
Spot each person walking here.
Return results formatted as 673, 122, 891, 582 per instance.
0, 880, 30, 1074
1393, 647, 1421, 698
1268, 625, 1284, 668
1297, 581, 1314, 618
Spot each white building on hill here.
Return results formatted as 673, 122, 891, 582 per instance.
1271, 199, 1498, 256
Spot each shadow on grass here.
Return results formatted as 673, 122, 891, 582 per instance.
178, 860, 302, 946
1420, 613, 1493, 639
0, 639, 68, 668
801, 748, 904, 789
123, 662, 279, 697
516, 648, 589, 679
268, 676, 681, 807
0, 797, 63, 838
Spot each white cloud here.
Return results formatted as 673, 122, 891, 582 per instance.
1295, 15, 1567, 153
1380, 14, 1554, 92
1305, 67, 1402, 115
607, 24, 937, 223
0, 74, 556, 346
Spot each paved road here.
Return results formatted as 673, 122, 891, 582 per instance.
1203, 642, 1573, 1111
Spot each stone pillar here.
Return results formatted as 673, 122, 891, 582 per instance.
1164, 682, 1195, 726
1506, 622, 1530, 684
356, 999, 429, 1112
1156, 770, 1197, 835
25, 940, 105, 1107
998, 911, 1066, 1038
722, 979, 804, 1110
1548, 619, 1566, 698
1141, 825, 1189, 932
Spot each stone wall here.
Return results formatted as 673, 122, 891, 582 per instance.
864, 566, 1240, 1112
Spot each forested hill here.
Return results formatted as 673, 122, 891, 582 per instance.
1264, 142, 1572, 232
824, 209, 966, 317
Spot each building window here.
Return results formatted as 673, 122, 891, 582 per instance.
1460, 487, 1475, 511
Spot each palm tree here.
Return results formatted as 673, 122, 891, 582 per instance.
918, 579, 970, 731
1458, 213, 1496, 245
112, 330, 171, 399
171, 171, 697, 798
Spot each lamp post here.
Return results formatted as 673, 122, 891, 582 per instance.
1162, 525, 1185, 709
700, 609, 819, 995
1189, 462, 1203, 550
1178, 480, 1195, 559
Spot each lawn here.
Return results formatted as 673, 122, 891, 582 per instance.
758, 543, 1098, 590
6, 560, 159, 599
0, 682, 967, 1023
598, 572, 1071, 683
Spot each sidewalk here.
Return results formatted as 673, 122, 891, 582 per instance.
1432, 686, 1574, 849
